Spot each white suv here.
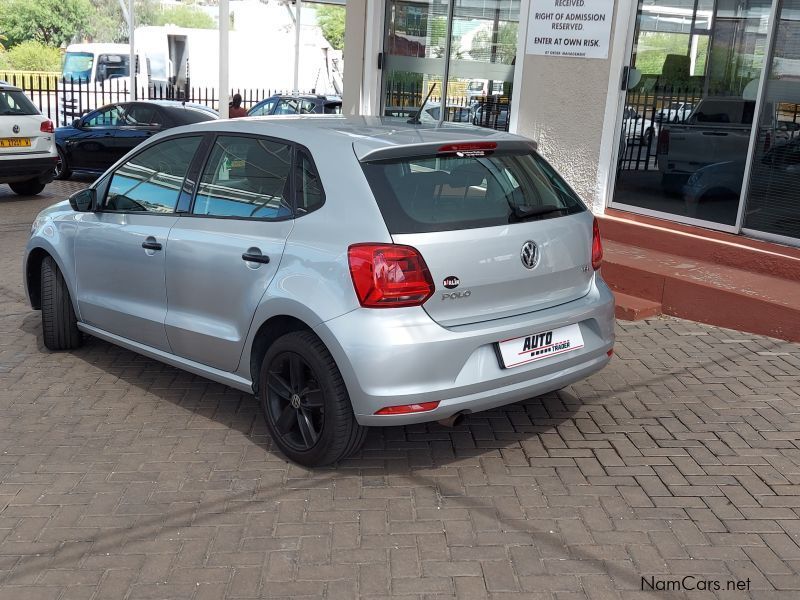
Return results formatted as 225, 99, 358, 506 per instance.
0, 81, 57, 195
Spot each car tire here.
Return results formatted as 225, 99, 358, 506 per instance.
259, 330, 367, 467
54, 147, 71, 180
9, 179, 46, 196
40, 256, 82, 351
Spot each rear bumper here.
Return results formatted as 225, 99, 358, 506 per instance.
0, 155, 57, 184
314, 274, 616, 426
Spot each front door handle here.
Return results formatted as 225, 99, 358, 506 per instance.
242, 252, 270, 264
142, 240, 163, 251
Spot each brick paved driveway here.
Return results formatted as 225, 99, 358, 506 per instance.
2, 181, 800, 599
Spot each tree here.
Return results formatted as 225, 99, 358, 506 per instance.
3, 40, 62, 71
315, 5, 345, 51
0, 0, 91, 48
154, 5, 215, 29
470, 22, 518, 65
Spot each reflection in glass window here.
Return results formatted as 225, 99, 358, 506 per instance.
250, 99, 277, 116
105, 137, 200, 213
84, 105, 126, 127
193, 136, 293, 220
295, 151, 324, 214
744, 0, 800, 240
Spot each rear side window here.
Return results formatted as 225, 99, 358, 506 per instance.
361, 151, 586, 234
295, 150, 325, 214
0, 90, 39, 116
104, 136, 201, 213
192, 135, 293, 220
324, 103, 342, 114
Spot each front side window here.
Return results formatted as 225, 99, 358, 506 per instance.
250, 99, 277, 116
84, 105, 126, 127
192, 136, 293, 220
104, 136, 201, 213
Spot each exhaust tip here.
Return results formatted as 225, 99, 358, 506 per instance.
437, 412, 466, 428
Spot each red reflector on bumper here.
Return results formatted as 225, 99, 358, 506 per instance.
375, 401, 440, 415
607, 348, 614, 357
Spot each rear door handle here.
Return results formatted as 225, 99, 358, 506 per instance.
242, 252, 270, 264
142, 241, 162, 251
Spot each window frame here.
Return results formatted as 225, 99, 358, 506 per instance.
96, 133, 205, 215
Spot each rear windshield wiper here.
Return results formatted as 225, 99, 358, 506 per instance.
508, 204, 568, 223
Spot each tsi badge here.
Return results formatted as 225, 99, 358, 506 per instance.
441, 276, 470, 300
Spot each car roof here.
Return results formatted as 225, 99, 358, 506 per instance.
170, 115, 529, 160
0, 81, 23, 92
146, 100, 218, 114
259, 94, 342, 103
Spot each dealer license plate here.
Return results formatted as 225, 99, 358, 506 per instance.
496, 323, 584, 369
0, 138, 31, 148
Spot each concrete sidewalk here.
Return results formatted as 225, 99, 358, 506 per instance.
2, 181, 800, 599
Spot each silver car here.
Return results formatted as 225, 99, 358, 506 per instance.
25, 116, 615, 466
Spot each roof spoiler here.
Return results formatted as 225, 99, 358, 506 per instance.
357, 139, 538, 162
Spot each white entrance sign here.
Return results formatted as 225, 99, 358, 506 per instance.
525, 0, 615, 60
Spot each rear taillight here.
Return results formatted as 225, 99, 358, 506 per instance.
40, 120, 54, 133
657, 128, 669, 155
591, 218, 603, 271
348, 243, 435, 308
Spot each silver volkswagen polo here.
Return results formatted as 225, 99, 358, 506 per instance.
25, 116, 615, 466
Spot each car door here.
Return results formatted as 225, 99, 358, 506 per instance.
67, 104, 128, 171
74, 135, 202, 351
165, 134, 295, 371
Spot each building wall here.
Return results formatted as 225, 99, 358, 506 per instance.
511, 0, 624, 212
342, 0, 367, 115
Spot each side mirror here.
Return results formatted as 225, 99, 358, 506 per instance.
68, 188, 96, 212
72, 118, 82, 128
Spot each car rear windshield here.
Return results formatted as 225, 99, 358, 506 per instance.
361, 150, 586, 234
0, 90, 39, 116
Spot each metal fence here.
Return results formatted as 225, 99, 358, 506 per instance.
3, 75, 314, 128
383, 83, 511, 131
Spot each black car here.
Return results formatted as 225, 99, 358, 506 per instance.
54, 101, 217, 180
247, 94, 342, 117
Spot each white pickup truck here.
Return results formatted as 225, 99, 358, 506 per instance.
656, 97, 757, 191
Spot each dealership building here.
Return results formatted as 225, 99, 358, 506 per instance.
341, 0, 800, 340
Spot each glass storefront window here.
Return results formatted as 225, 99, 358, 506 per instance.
382, 1, 449, 120
613, 0, 772, 228
743, 0, 800, 240
382, 1, 520, 130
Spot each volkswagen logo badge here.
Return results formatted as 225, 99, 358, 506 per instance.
12, 125, 20, 134
520, 241, 538, 269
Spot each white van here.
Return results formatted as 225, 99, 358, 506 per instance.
59, 43, 151, 121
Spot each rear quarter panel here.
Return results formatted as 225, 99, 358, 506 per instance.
235, 138, 393, 378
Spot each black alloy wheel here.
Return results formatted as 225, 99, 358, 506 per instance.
265, 351, 325, 451
259, 331, 367, 467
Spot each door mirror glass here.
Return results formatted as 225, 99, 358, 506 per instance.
626, 68, 642, 91
68, 188, 95, 212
